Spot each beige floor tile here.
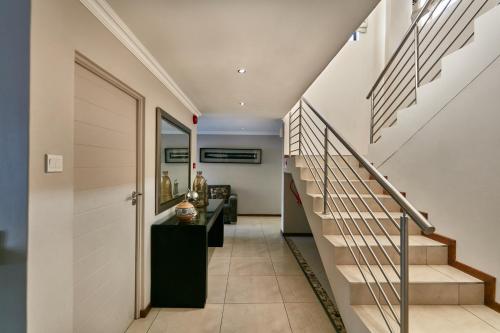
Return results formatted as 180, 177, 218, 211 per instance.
272, 258, 303, 275
225, 275, 283, 303
268, 243, 295, 259
208, 257, 230, 275
125, 308, 159, 333
207, 275, 228, 304
232, 243, 270, 258
221, 303, 292, 333
277, 275, 318, 303
211, 244, 233, 258
148, 304, 223, 333
229, 257, 275, 276
285, 302, 336, 333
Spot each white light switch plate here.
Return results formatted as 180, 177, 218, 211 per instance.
45, 154, 63, 173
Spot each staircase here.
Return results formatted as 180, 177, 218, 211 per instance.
286, 98, 500, 332
367, 0, 500, 164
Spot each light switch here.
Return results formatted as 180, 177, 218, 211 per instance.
45, 154, 63, 173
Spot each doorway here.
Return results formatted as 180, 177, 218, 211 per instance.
73, 54, 144, 332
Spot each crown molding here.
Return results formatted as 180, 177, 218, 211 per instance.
79, 0, 201, 116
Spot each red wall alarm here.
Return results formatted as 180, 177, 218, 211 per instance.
193, 115, 198, 124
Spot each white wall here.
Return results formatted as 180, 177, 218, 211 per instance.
379, 55, 500, 303
291, 1, 387, 155
29, 0, 196, 331
197, 135, 282, 215
283, 0, 413, 156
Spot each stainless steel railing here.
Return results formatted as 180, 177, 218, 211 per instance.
288, 97, 435, 333
367, 0, 496, 143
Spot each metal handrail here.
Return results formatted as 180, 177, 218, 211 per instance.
367, 0, 495, 143
366, 0, 435, 98
302, 97, 435, 235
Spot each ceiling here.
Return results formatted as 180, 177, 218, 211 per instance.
106, 0, 379, 119
197, 115, 282, 136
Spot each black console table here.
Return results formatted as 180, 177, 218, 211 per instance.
151, 199, 224, 308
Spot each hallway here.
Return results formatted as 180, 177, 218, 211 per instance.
126, 217, 336, 333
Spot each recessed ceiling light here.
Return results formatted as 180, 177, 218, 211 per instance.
240, 102, 245, 106
237, 68, 246, 74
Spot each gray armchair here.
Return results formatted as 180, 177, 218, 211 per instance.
207, 185, 237, 224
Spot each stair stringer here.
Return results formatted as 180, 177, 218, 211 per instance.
369, 4, 500, 166
287, 156, 373, 333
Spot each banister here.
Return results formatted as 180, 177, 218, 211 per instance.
301, 97, 435, 235
366, 0, 435, 99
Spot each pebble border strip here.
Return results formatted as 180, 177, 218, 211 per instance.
284, 236, 347, 333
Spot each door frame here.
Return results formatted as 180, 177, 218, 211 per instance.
74, 52, 146, 319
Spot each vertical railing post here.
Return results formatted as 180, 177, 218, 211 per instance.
298, 99, 303, 156
288, 111, 291, 156
322, 128, 328, 214
369, 93, 375, 144
400, 212, 409, 333
413, 25, 420, 102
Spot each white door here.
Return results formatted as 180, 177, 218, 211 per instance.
73, 63, 137, 333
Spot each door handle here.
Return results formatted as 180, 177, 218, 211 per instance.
131, 191, 142, 206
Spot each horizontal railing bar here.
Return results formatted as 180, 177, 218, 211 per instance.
289, 121, 301, 134
373, 86, 415, 136
299, 120, 399, 331
373, 46, 415, 109
373, 74, 415, 128
302, 97, 435, 234
419, 0, 454, 36
373, 39, 415, 102
323, 198, 398, 332
301, 106, 326, 134
418, 0, 468, 60
419, 0, 458, 46
420, 0, 487, 83
367, 0, 436, 98
301, 118, 327, 151
373, 63, 415, 118
325, 147, 402, 232
323, 152, 403, 285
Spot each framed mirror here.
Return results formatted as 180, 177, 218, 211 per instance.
156, 107, 191, 214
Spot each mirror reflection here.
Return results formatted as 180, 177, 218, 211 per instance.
156, 108, 191, 214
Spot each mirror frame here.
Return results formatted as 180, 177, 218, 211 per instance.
155, 107, 192, 215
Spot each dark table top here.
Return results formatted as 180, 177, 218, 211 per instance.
154, 199, 224, 229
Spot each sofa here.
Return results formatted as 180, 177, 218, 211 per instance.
207, 185, 237, 224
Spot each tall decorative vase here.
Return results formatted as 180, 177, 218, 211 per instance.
161, 171, 173, 203
192, 171, 208, 208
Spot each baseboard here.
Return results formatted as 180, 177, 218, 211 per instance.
423, 232, 499, 312
139, 303, 152, 318
238, 214, 281, 217
282, 232, 313, 237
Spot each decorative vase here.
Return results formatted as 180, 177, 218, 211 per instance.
160, 171, 173, 203
173, 179, 179, 197
192, 171, 208, 208
175, 199, 197, 222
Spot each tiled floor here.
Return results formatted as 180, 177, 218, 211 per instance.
126, 216, 336, 333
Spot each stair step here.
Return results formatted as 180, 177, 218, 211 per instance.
338, 265, 483, 305
306, 179, 385, 195
316, 212, 421, 235
309, 193, 400, 213
325, 235, 447, 265
352, 305, 500, 333
300, 166, 371, 181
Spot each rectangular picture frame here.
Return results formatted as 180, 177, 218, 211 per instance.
165, 148, 189, 163
200, 148, 262, 164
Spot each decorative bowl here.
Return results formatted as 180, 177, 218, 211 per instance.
175, 200, 197, 222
